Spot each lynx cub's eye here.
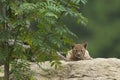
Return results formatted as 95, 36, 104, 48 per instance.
80, 49, 83, 52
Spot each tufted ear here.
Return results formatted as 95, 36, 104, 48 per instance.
82, 41, 88, 49
71, 44, 75, 49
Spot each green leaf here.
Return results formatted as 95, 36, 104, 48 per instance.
80, 0, 87, 4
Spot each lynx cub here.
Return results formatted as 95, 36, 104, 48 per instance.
66, 42, 92, 61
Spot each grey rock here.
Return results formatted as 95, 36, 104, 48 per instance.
30, 58, 120, 80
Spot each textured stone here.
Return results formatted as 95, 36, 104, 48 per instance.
30, 58, 120, 80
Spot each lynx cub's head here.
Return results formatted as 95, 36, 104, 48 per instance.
71, 42, 90, 60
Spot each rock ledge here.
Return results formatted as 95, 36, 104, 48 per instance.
31, 58, 120, 80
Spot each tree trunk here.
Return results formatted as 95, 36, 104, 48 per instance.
4, 47, 11, 80
1, 2, 10, 80
4, 61, 10, 80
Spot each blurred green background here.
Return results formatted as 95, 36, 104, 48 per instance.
64, 0, 120, 58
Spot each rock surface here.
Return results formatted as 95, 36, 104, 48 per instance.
30, 58, 120, 80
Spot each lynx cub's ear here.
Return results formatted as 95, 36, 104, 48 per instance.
82, 42, 88, 49
71, 44, 75, 49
